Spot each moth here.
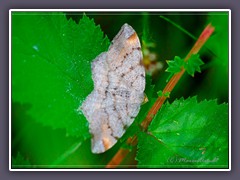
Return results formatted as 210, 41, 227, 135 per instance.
80, 23, 145, 154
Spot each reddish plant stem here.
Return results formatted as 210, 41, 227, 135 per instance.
141, 70, 185, 129
105, 149, 130, 168
106, 24, 215, 168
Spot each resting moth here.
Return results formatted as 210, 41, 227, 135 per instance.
80, 24, 145, 154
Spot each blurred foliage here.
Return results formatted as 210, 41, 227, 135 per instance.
12, 152, 31, 168
11, 11, 229, 169
197, 12, 229, 103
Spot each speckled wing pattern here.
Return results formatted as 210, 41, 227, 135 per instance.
80, 24, 145, 154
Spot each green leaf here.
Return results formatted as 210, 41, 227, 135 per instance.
157, 90, 170, 98
137, 97, 228, 168
166, 56, 184, 74
157, 90, 163, 97
184, 54, 204, 77
164, 91, 171, 97
166, 54, 204, 78
136, 132, 194, 168
12, 12, 110, 138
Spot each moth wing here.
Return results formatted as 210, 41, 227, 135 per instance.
80, 24, 146, 154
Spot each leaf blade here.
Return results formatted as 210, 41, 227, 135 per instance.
12, 12, 110, 138
137, 97, 228, 168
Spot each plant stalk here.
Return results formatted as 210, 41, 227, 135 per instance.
106, 23, 215, 168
